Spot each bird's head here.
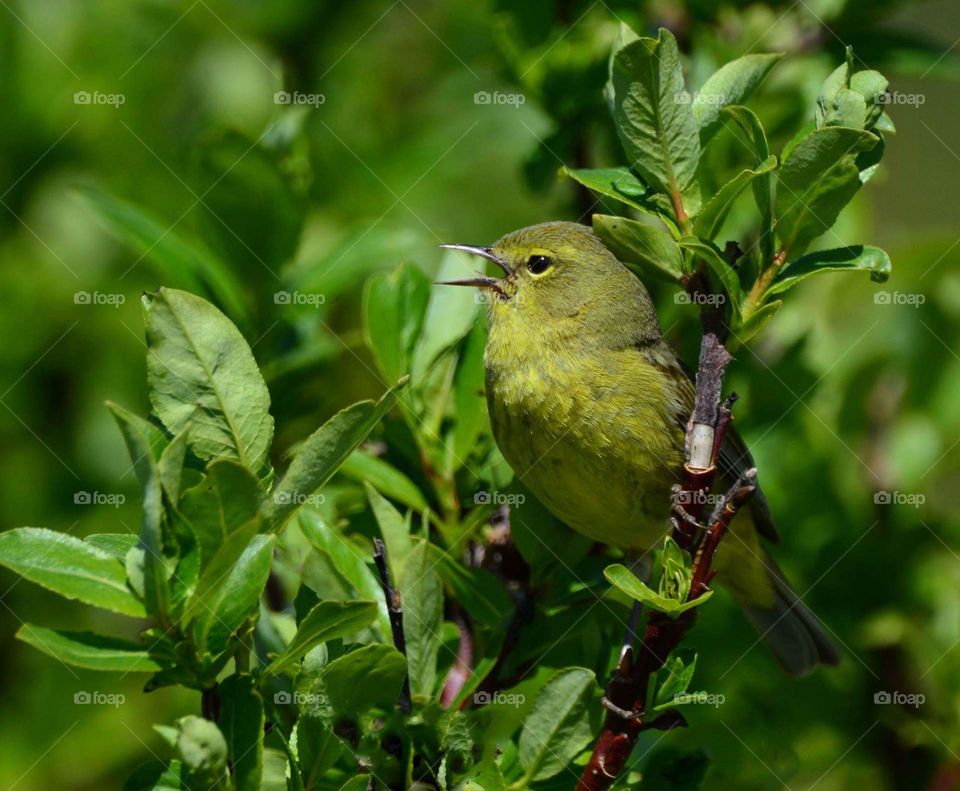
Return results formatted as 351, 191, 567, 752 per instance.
440, 221, 661, 348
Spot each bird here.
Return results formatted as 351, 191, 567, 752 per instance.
439, 220, 839, 676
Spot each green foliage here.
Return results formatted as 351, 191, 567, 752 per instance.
567, 24, 893, 347
0, 2, 952, 790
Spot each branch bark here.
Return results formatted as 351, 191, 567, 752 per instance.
576, 292, 755, 791
373, 537, 412, 714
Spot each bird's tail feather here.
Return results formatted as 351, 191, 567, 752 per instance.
736, 558, 840, 677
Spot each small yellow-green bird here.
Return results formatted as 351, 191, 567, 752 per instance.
442, 221, 838, 676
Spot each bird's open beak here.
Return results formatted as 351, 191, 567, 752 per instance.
436, 244, 513, 298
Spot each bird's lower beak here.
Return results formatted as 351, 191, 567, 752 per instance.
436, 276, 506, 298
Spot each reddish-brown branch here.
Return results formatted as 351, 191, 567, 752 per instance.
577, 310, 754, 790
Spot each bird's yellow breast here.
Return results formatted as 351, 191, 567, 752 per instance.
484, 318, 685, 550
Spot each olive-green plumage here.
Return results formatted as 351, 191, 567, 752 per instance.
445, 221, 838, 676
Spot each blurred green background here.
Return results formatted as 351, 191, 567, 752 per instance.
1, 0, 959, 788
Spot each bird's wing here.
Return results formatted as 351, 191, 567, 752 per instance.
644, 343, 780, 544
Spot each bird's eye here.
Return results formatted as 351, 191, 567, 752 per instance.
526, 254, 553, 275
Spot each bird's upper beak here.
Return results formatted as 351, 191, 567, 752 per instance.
436, 244, 514, 297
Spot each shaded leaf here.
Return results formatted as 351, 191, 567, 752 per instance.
16, 626, 161, 672
593, 215, 683, 284
342, 451, 427, 512
694, 53, 782, 141
518, 667, 597, 782
400, 540, 443, 699
363, 263, 432, 383
767, 245, 891, 296
219, 675, 264, 791
266, 600, 378, 675
694, 156, 777, 240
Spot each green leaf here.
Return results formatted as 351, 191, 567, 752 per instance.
736, 300, 781, 346
341, 451, 427, 513
158, 430, 190, 503
107, 401, 172, 619
610, 28, 700, 197
179, 460, 264, 570
316, 643, 407, 714
296, 717, 345, 788
767, 245, 891, 296
266, 600, 378, 675
605, 563, 713, 617
774, 127, 878, 258
363, 263, 431, 383
106, 401, 168, 488
193, 130, 306, 275
694, 155, 777, 240
677, 237, 742, 321
298, 511, 390, 638
270, 381, 405, 527
79, 187, 248, 325
454, 761, 506, 791
176, 716, 229, 791
561, 166, 674, 226
722, 106, 775, 265
85, 533, 139, 560
518, 667, 597, 782
16, 626, 161, 671
653, 653, 698, 712
181, 520, 259, 626
436, 557, 512, 629
190, 534, 274, 656
694, 53, 782, 141
219, 675, 264, 791
593, 215, 683, 284
365, 482, 413, 580
0, 527, 144, 617
144, 288, 274, 475
400, 540, 443, 699
124, 761, 187, 791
